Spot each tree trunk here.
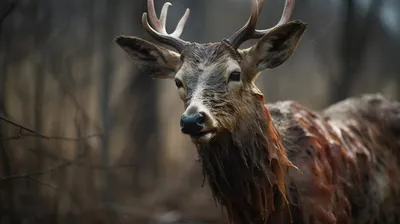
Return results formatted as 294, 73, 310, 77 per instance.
329, 0, 383, 104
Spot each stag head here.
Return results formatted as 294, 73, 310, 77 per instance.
115, 0, 306, 144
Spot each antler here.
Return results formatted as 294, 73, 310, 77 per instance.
142, 0, 190, 52
226, 0, 295, 49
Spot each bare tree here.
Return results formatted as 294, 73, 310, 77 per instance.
329, 0, 383, 103
0, 1, 17, 222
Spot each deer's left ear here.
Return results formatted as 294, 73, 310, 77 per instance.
242, 21, 307, 73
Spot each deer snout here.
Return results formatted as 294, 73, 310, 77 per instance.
180, 113, 205, 135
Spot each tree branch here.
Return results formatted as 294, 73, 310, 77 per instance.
0, 115, 103, 141
0, 114, 105, 191
27, 176, 58, 190
28, 148, 136, 170
0, 1, 17, 26
1, 161, 72, 181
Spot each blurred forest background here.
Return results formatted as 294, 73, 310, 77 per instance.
0, 0, 399, 223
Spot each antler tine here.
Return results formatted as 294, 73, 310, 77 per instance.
225, 0, 264, 49
254, 0, 295, 35
142, 0, 190, 53
171, 8, 190, 37
226, 0, 295, 49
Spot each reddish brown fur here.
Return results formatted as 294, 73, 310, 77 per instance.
196, 92, 400, 224
260, 93, 400, 224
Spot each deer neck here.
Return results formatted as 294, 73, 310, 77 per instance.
196, 92, 296, 223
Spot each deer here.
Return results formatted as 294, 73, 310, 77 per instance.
114, 0, 400, 223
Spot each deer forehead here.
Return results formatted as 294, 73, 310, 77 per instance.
177, 57, 240, 93
177, 44, 241, 85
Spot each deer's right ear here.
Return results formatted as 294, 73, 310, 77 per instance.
115, 36, 182, 79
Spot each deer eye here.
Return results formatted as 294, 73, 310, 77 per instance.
175, 79, 183, 88
228, 71, 241, 82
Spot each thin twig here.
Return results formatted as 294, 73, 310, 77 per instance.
0, 1, 17, 26
28, 148, 136, 170
4, 132, 102, 141
0, 115, 46, 137
27, 176, 59, 190
1, 148, 136, 182
1, 161, 71, 181
0, 115, 103, 141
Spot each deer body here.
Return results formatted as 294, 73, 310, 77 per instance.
196, 92, 400, 224
115, 0, 400, 223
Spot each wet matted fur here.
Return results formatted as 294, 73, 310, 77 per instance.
196, 93, 400, 224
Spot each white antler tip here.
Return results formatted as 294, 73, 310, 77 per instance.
141, 0, 189, 52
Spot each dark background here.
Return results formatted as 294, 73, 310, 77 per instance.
0, 0, 399, 223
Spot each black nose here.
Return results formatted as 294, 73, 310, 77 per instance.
180, 113, 205, 135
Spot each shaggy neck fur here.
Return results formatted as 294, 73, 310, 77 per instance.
197, 93, 296, 224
